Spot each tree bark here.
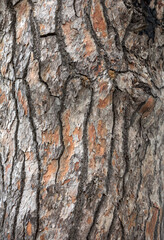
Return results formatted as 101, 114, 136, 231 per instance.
0, 0, 163, 239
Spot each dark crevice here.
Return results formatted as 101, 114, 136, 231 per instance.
100, 0, 121, 50
86, 88, 117, 239
10, 80, 19, 188
133, 126, 150, 237
153, 208, 160, 240
160, 204, 164, 240
40, 32, 57, 38
84, 1, 103, 66
68, 87, 93, 240
122, 0, 132, 9
1, 201, 6, 232
55, 0, 76, 70
119, 217, 125, 240
28, 2, 60, 99
158, 155, 162, 205
73, 0, 78, 17
135, 137, 150, 203
106, 207, 117, 240
13, 0, 23, 7
106, 88, 117, 193
0, 154, 5, 233
22, 215, 26, 240
122, 101, 130, 198
121, 10, 134, 70
54, 76, 71, 185
28, 4, 40, 61
0, 154, 4, 191
132, 0, 160, 42
145, 59, 163, 92
84, 0, 113, 70
130, 101, 146, 126
134, 82, 155, 97
7, 1, 19, 189
6, 0, 17, 72
86, 194, 106, 240
22, 57, 41, 240
11, 152, 26, 240
55, 72, 93, 185
143, 190, 151, 240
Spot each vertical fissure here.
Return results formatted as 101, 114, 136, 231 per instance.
7, 0, 19, 190
100, 0, 121, 49
68, 86, 93, 240
86, 193, 106, 240
22, 57, 41, 240
122, 102, 130, 197
11, 152, 26, 240
86, 87, 117, 239
55, 0, 76, 71
54, 75, 72, 185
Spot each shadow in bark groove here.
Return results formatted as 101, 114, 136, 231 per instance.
11, 151, 26, 240
68, 87, 94, 240
22, 56, 41, 240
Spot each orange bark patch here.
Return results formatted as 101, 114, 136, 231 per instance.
83, 29, 96, 57
62, 179, 71, 185
15, 0, 30, 20
108, 70, 116, 79
89, 155, 96, 169
27, 221, 32, 236
43, 160, 58, 184
91, 0, 107, 38
5, 164, 11, 172
62, 21, 72, 45
88, 123, 96, 152
73, 127, 82, 141
0, 42, 4, 60
97, 120, 107, 138
95, 140, 106, 156
58, 110, 74, 181
98, 95, 111, 109
16, 23, 28, 44
146, 207, 158, 240
113, 149, 119, 160
42, 127, 60, 145
40, 24, 45, 34
71, 195, 76, 203
0, 89, 6, 104
129, 63, 136, 71
128, 211, 137, 230
15, 0, 30, 43
99, 82, 108, 93
87, 216, 93, 225
40, 234, 45, 240
1, 64, 7, 76
140, 96, 155, 117
25, 151, 34, 161
27, 60, 39, 86
17, 180, 21, 190
74, 162, 79, 171
17, 90, 28, 115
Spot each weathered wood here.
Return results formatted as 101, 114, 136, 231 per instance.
0, 0, 163, 239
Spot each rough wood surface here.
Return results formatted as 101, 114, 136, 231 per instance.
0, 0, 163, 239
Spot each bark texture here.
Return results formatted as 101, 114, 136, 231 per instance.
0, 0, 164, 239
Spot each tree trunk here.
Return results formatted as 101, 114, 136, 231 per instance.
0, 0, 163, 239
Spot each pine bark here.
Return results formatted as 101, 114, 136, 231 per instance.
0, 0, 163, 239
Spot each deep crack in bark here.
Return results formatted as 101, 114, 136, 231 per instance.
68, 86, 93, 240
22, 57, 41, 240
11, 152, 26, 240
